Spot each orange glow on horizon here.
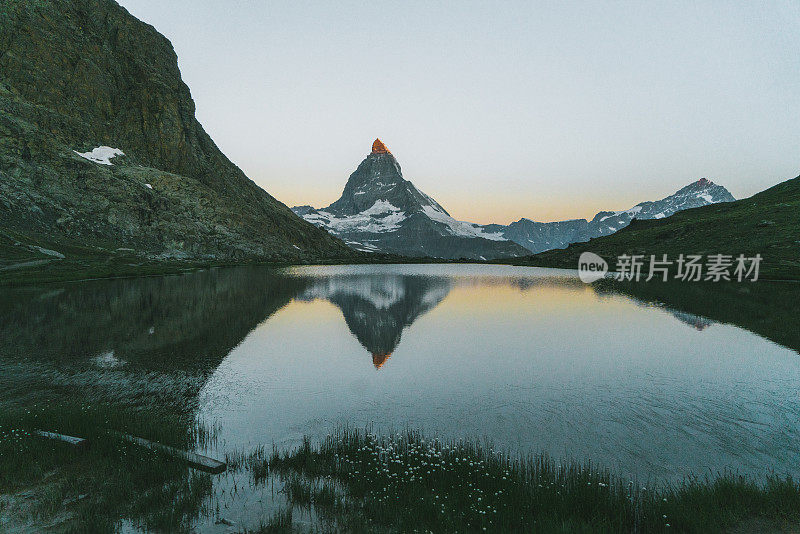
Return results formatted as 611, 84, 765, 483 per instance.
270, 187, 616, 225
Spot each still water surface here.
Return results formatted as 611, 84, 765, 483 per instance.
192, 264, 800, 483
2, 264, 798, 487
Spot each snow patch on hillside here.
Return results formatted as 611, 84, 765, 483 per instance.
421, 204, 505, 241
600, 205, 642, 222
302, 200, 407, 235
74, 146, 124, 165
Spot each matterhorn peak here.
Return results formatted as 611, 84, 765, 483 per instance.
371, 138, 390, 154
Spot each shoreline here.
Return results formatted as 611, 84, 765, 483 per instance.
5, 256, 799, 288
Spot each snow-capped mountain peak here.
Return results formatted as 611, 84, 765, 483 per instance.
292, 140, 528, 259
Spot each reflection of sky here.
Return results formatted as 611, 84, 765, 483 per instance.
198, 265, 800, 484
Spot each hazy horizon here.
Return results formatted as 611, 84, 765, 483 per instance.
118, 0, 800, 225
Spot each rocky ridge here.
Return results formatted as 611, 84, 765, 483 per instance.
0, 0, 352, 274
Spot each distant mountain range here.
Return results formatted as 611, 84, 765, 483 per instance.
293, 140, 735, 259
482, 178, 736, 254
509, 173, 800, 280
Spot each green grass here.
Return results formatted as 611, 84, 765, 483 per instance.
246, 508, 294, 533
259, 428, 800, 533
0, 402, 215, 532
506, 174, 800, 281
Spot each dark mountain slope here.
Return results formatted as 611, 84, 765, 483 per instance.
507, 174, 800, 280
0, 0, 352, 279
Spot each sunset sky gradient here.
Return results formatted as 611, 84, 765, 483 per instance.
119, 1, 800, 224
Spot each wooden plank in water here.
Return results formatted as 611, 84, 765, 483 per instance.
35, 430, 89, 449
114, 432, 226, 474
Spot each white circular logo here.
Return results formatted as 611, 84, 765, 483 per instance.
578, 252, 608, 283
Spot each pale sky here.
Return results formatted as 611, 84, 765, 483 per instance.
118, 1, 800, 224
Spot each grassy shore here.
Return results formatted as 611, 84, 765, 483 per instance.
4, 409, 800, 532
252, 428, 800, 533
0, 403, 215, 532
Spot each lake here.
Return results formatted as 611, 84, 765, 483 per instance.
2, 263, 798, 530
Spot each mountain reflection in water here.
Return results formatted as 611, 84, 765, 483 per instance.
2, 265, 795, 394
296, 274, 452, 368
289, 267, 628, 369
0, 268, 305, 409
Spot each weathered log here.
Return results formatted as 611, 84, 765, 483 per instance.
35, 430, 89, 449
113, 432, 226, 474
